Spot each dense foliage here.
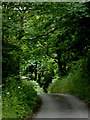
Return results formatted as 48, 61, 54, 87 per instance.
2, 77, 43, 118
48, 56, 90, 102
3, 2, 90, 79
2, 2, 90, 118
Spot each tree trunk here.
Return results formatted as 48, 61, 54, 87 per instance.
57, 56, 64, 76
37, 73, 41, 85
35, 61, 37, 81
18, 17, 24, 40
55, 41, 66, 76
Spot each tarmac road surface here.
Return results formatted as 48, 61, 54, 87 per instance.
34, 94, 88, 119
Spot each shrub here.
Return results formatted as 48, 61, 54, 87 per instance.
48, 58, 90, 102
2, 77, 39, 119
28, 80, 44, 94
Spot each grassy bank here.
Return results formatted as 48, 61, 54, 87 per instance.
2, 77, 43, 119
48, 57, 90, 103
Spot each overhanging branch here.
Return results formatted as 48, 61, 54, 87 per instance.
46, 53, 58, 63
29, 27, 58, 40
23, 15, 34, 20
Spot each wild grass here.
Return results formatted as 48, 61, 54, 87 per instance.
2, 77, 43, 119
48, 58, 90, 102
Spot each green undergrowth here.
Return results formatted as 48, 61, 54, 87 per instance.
48, 57, 90, 102
0, 86, 2, 120
2, 77, 43, 119
25, 80, 44, 94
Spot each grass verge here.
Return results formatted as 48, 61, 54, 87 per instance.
2, 77, 43, 119
48, 58, 90, 103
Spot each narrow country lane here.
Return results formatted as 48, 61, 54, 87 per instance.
33, 94, 88, 119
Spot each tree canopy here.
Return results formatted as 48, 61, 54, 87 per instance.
2, 2, 90, 90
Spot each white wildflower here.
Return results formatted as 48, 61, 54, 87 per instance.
7, 92, 10, 95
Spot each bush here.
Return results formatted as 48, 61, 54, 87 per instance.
48, 58, 90, 102
0, 87, 2, 120
27, 80, 44, 94
2, 77, 39, 119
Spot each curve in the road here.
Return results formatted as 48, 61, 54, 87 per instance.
34, 94, 88, 118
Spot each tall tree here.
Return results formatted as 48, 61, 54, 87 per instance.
2, 2, 90, 80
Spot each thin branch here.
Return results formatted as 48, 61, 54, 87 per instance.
17, 7, 23, 13
46, 53, 58, 63
23, 15, 34, 20
29, 27, 58, 40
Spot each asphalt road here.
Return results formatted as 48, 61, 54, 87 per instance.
34, 94, 88, 119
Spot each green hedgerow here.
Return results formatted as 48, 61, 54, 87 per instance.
48, 58, 90, 102
2, 77, 39, 119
